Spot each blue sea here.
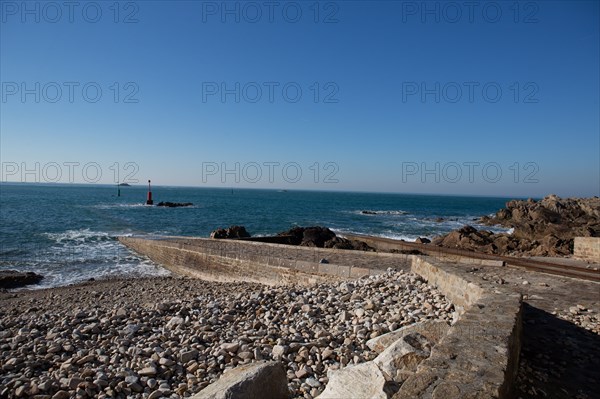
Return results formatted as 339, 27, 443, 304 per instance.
0, 183, 516, 288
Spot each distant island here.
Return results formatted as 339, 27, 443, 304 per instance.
117, 183, 131, 186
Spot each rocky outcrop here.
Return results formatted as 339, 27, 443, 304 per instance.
0, 270, 43, 289
210, 226, 251, 239
192, 361, 289, 399
156, 202, 193, 208
433, 195, 600, 257
481, 195, 600, 238
277, 226, 375, 251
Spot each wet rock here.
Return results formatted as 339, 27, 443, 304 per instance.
210, 226, 251, 239
157, 202, 194, 208
0, 270, 44, 289
276, 226, 374, 251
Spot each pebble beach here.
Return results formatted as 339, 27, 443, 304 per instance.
0, 270, 454, 399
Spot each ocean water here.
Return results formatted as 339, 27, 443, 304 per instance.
0, 183, 515, 288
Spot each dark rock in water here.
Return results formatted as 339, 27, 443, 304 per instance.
210, 226, 251, 239
287, 226, 336, 247
118, 183, 130, 186
157, 202, 194, 208
277, 226, 375, 251
0, 270, 44, 289
415, 237, 431, 244
361, 210, 377, 215
276, 226, 335, 247
276, 227, 306, 245
302, 227, 336, 247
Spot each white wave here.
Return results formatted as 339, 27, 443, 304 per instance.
336, 229, 423, 242
356, 210, 410, 216
373, 233, 421, 242
8, 242, 171, 290
91, 203, 147, 209
13, 259, 171, 291
3, 228, 172, 290
44, 228, 112, 243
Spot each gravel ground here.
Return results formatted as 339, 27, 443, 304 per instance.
0, 270, 454, 399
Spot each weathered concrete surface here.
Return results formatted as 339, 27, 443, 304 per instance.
574, 237, 600, 262
191, 361, 289, 399
393, 257, 523, 399
119, 236, 411, 285
120, 235, 523, 398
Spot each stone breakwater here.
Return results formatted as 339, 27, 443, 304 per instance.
0, 270, 453, 399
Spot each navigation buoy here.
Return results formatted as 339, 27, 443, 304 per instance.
146, 180, 153, 205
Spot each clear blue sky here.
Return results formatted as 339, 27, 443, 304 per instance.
1, 0, 598, 197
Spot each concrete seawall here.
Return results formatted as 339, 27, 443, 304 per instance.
119, 236, 522, 398
574, 237, 600, 262
119, 236, 413, 285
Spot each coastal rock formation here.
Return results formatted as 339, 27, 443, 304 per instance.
433, 195, 600, 257
0, 270, 43, 289
192, 361, 289, 399
156, 202, 194, 208
481, 195, 600, 238
278, 226, 375, 251
210, 226, 251, 239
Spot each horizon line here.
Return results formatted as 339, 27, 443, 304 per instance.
0, 180, 570, 200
